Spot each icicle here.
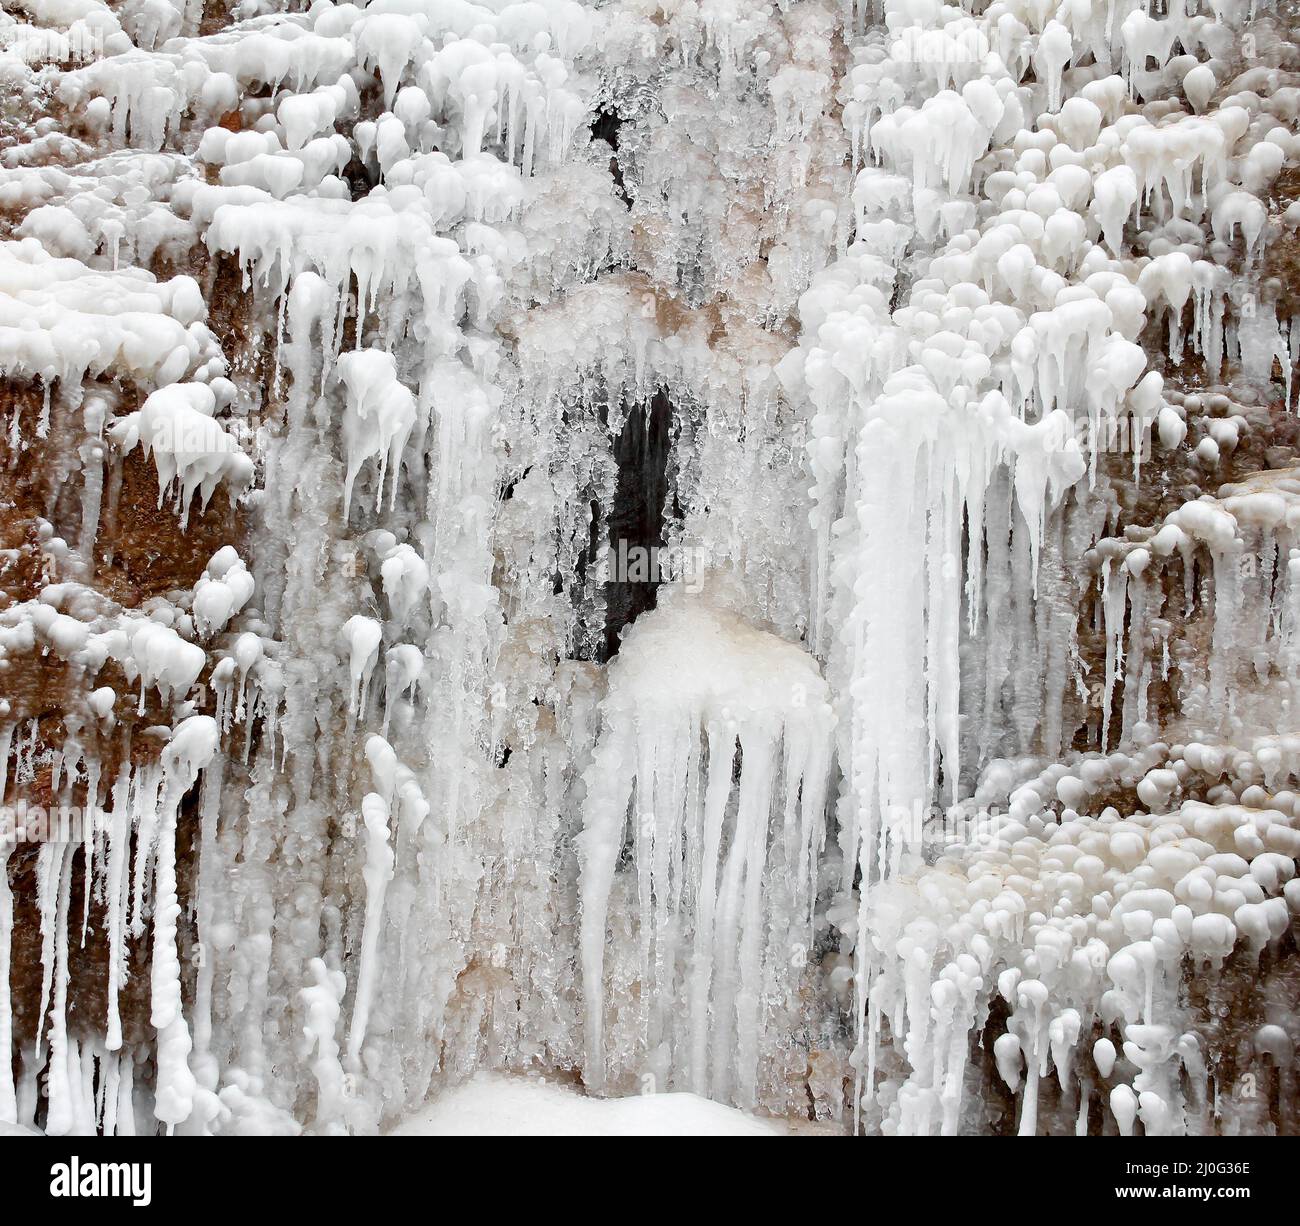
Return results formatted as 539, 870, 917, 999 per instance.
150, 716, 219, 1132
42, 844, 75, 1135
347, 792, 394, 1068
302, 958, 349, 1134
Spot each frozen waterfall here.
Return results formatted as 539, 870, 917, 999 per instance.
0, 0, 1299, 1142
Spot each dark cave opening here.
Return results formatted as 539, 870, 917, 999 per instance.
602, 389, 674, 661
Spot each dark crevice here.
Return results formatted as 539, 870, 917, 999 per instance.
574, 496, 600, 590
590, 105, 622, 147
603, 390, 673, 661
343, 155, 377, 201
499, 464, 531, 501
590, 106, 630, 208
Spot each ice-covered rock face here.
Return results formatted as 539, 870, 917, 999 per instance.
0, 0, 1299, 1137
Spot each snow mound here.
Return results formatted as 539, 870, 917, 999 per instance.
388, 1073, 795, 1137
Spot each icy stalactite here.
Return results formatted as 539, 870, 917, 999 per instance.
347, 788, 394, 1068
109, 383, 253, 529
149, 717, 218, 1133
299, 956, 349, 1135
579, 589, 833, 1107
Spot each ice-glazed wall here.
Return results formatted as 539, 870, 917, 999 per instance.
1, 0, 1299, 1136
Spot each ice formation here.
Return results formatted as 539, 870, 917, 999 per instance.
1, 0, 1299, 1137
579, 589, 833, 1106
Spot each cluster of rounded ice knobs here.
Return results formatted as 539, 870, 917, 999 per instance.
0, 0, 1298, 1138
